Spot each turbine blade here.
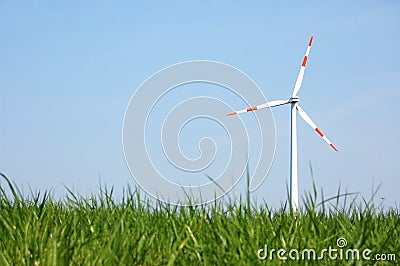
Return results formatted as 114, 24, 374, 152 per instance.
296, 104, 338, 151
292, 36, 313, 97
226, 99, 290, 116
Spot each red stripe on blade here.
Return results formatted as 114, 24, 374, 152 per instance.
302, 56, 308, 67
247, 106, 257, 112
330, 144, 338, 152
308, 36, 314, 46
315, 128, 324, 137
227, 112, 237, 116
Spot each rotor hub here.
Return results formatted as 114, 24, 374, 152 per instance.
290, 96, 299, 103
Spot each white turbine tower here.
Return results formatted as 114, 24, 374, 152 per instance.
227, 36, 338, 211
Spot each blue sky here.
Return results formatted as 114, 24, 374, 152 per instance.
1, 1, 399, 208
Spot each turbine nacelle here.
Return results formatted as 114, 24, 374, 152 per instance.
289, 96, 299, 103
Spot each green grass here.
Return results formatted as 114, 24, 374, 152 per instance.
0, 173, 399, 265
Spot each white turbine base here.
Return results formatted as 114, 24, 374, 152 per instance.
290, 102, 299, 211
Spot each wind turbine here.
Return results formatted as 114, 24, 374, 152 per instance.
226, 36, 338, 210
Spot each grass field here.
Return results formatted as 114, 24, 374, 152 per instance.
0, 173, 399, 265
